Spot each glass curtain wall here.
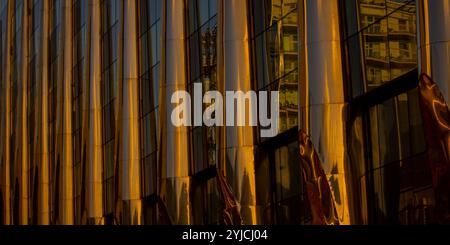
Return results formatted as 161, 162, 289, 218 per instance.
344, 0, 432, 224
251, 0, 299, 136
138, 0, 161, 224
251, 0, 309, 225
72, 0, 87, 225
100, 0, 119, 222
186, 0, 220, 225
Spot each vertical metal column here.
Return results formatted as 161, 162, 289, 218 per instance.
59, 0, 74, 225
158, 0, 192, 225
17, 0, 30, 225
38, 0, 50, 225
0, 0, 14, 225
303, 0, 351, 224
218, 0, 258, 225
120, 0, 142, 225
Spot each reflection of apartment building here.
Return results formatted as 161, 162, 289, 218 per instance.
0, 0, 449, 225
359, 0, 417, 88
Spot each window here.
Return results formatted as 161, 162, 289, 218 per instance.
399, 42, 410, 59
256, 139, 310, 224
398, 19, 407, 31
344, 0, 432, 224
138, 2, 162, 224
363, 90, 430, 224
101, 0, 119, 216
251, 0, 300, 137
345, 0, 417, 95
72, 0, 87, 225
186, 0, 218, 174
185, 0, 219, 225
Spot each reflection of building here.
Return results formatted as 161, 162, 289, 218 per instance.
0, 0, 449, 225
359, 0, 417, 88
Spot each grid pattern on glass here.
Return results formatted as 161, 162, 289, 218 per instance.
251, 0, 299, 136
255, 140, 310, 224
48, 0, 62, 222
186, 0, 218, 174
250, 0, 304, 225
349, 0, 417, 93
72, 0, 87, 225
139, 0, 161, 205
362, 90, 430, 224
273, 141, 309, 224
186, 0, 219, 225
344, 0, 431, 224
101, 0, 119, 218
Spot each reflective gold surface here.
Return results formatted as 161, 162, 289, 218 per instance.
87, 0, 104, 224
0, 0, 448, 225
17, 0, 30, 225
158, 0, 192, 225
299, 130, 339, 225
218, 0, 258, 225
359, 0, 417, 89
216, 169, 243, 225
0, 0, 12, 225
302, 0, 351, 224
60, 0, 74, 225
39, 0, 51, 225
120, 0, 143, 225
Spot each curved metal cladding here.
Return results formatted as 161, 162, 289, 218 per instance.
417, 0, 450, 103
17, 0, 30, 225
303, 0, 351, 224
87, 0, 104, 224
0, 0, 13, 225
216, 170, 243, 225
418, 74, 450, 224
38, 0, 51, 225
298, 130, 339, 225
59, 0, 74, 225
158, 0, 192, 225
218, 0, 258, 225
120, 0, 142, 225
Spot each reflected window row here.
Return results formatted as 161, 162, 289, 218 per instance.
251, 0, 299, 137
346, 0, 417, 97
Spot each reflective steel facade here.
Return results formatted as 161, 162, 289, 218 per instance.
0, 0, 449, 225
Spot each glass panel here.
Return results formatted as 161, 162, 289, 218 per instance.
356, 0, 417, 91
364, 91, 429, 224
252, 1, 299, 136
272, 141, 308, 224
187, 0, 218, 173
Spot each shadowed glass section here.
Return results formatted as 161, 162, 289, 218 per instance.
101, 0, 119, 221
72, 0, 87, 225
344, 0, 433, 224
138, 0, 162, 225
186, 0, 219, 225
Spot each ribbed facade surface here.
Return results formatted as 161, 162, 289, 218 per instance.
0, 0, 449, 225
